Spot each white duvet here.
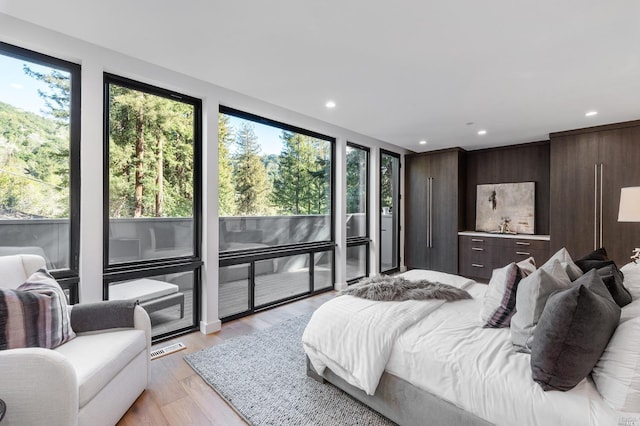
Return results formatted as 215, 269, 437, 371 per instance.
302, 270, 474, 396
303, 271, 622, 426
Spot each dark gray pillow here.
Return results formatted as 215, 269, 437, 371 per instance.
597, 264, 632, 307
531, 269, 620, 391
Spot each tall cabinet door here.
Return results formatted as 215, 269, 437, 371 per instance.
599, 127, 640, 265
405, 149, 463, 273
550, 133, 599, 257
405, 153, 431, 269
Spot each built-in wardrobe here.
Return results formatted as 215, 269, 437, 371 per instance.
550, 120, 640, 266
404, 148, 465, 274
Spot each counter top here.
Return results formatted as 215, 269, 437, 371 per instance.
458, 231, 550, 241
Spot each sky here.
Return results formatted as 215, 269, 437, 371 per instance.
0, 53, 285, 156
226, 114, 284, 156
0, 54, 55, 116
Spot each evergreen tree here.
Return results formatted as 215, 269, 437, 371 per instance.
346, 147, 366, 214
273, 131, 330, 215
232, 121, 269, 215
218, 114, 235, 216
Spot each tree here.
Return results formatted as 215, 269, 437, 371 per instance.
108, 85, 195, 218
272, 131, 330, 215
232, 122, 269, 215
346, 147, 366, 214
218, 114, 235, 216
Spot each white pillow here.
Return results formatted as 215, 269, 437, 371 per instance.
480, 262, 518, 324
592, 317, 640, 412
545, 247, 583, 281
620, 262, 640, 300
510, 259, 572, 352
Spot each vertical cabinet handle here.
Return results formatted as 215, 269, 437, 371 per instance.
600, 163, 603, 249
429, 177, 434, 247
426, 178, 430, 247
594, 163, 598, 250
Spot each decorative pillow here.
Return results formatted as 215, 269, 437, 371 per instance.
544, 247, 583, 280
620, 262, 640, 300
531, 270, 620, 391
480, 263, 522, 328
0, 269, 75, 350
516, 256, 536, 277
592, 317, 640, 411
510, 259, 572, 353
597, 264, 632, 307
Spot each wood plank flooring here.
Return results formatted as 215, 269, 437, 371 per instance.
117, 291, 335, 426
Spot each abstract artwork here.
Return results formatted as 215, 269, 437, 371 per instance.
476, 182, 535, 234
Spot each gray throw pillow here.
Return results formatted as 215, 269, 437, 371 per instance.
545, 247, 583, 281
531, 269, 620, 391
510, 259, 572, 352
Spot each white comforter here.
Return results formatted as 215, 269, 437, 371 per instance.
302, 270, 474, 395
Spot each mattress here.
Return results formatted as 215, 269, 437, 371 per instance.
385, 283, 619, 426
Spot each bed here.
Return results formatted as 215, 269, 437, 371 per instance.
303, 253, 640, 426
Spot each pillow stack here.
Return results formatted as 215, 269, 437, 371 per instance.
0, 269, 75, 350
482, 246, 637, 394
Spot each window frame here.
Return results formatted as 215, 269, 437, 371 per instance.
102, 73, 203, 342
0, 42, 81, 302
379, 148, 401, 274
346, 142, 370, 284
218, 106, 336, 321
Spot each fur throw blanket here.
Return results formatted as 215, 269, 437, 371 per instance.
338, 275, 472, 302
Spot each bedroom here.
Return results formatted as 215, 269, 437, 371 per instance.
1, 1, 640, 425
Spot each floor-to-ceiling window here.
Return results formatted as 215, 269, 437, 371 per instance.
0, 42, 80, 302
346, 143, 369, 283
380, 149, 400, 273
218, 106, 335, 321
103, 74, 202, 341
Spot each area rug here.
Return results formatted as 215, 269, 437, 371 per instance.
184, 314, 395, 426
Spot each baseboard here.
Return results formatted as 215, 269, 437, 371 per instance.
200, 319, 221, 334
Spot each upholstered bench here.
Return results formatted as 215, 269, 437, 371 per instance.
109, 278, 184, 319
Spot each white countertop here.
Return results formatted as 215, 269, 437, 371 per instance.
458, 231, 550, 241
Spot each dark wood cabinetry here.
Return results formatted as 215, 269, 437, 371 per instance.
458, 234, 549, 280
405, 149, 465, 273
550, 121, 640, 266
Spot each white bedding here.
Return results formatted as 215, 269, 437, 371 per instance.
386, 283, 618, 426
303, 271, 625, 426
302, 270, 474, 395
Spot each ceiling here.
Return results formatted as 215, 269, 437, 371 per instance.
3, 1, 640, 152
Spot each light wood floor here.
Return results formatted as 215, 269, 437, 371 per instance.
117, 291, 335, 426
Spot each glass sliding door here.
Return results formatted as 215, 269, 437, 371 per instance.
346, 143, 370, 283
104, 74, 202, 342
380, 150, 400, 273
218, 107, 335, 321
0, 42, 81, 302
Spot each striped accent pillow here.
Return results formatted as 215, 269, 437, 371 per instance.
0, 269, 76, 350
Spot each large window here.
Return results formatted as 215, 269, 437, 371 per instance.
0, 42, 80, 301
218, 107, 334, 320
103, 74, 201, 341
346, 143, 369, 283
380, 150, 400, 273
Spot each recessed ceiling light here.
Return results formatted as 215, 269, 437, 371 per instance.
477, 130, 487, 135
585, 111, 598, 117
419, 140, 427, 145
325, 101, 336, 109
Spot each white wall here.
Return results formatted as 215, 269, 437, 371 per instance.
0, 13, 410, 333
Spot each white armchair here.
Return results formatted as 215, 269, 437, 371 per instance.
0, 254, 151, 426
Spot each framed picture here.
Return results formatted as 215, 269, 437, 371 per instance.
476, 182, 535, 234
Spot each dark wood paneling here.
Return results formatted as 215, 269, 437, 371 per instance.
550, 123, 640, 266
465, 141, 550, 234
599, 127, 640, 266
549, 133, 599, 257
405, 149, 464, 273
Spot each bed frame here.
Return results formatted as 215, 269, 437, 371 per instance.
306, 357, 493, 426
